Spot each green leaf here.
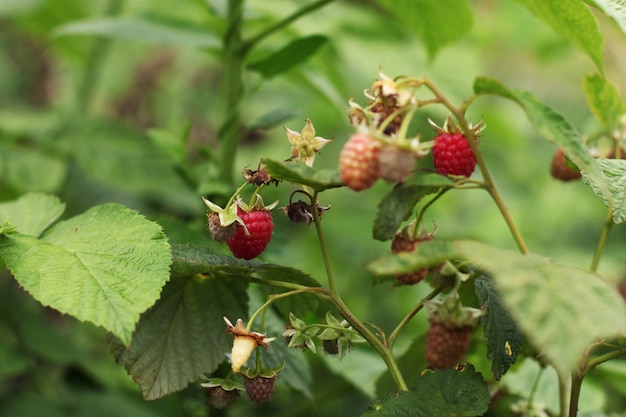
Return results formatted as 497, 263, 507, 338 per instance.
474, 275, 524, 380
474, 76, 613, 206
171, 243, 321, 287
363, 364, 489, 417
248, 35, 328, 79
248, 108, 300, 130
583, 158, 626, 223
516, 0, 604, 70
0, 203, 171, 345
377, 0, 474, 60
588, 0, 626, 36
146, 128, 186, 165
110, 273, 248, 400
262, 158, 343, 192
583, 73, 626, 129
54, 16, 220, 48
0, 193, 64, 237
373, 174, 452, 241
368, 240, 626, 376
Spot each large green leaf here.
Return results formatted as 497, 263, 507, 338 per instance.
0, 193, 64, 237
516, 0, 604, 70
368, 240, 626, 376
248, 35, 328, 79
474, 275, 524, 380
54, 16, 220, 48
583, 73, 626, 130
473, 76, 613, 207
0, 143, 66, 194
363, 364, 489, 417
262, 158, 343, 192
0, 203, 171, 345
376, 0, 474, 59
588, 0, 626, 36
110, 273, 248, 400
583, 158, 626, 223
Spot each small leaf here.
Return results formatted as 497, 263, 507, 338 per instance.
0, 203, 171, 345
363, 364, 489, 417
54, 16, 220, 48
516, 0, 604, 70
0, 193, 65, 237
587, 0, 626, 37
373, 174, 451, 241
473, 76, 518, 101
110, 274, 248, 400
583, 73, 626, 129
262, 158, 343, 192
368, 240, 626, 377
377, 0, 474, 60
583, 158, 626, 223
248, 35, 328, 78
474, 275, 524, 380
147, 128, 186, 165
248, 108, 300, 130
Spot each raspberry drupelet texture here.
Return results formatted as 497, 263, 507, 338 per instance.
432, 132, 477, 177
227, 208, 274, 260
425, 320, 473, 369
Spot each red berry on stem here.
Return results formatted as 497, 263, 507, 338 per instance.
391, 233, 433, 285
339, 133, 382, 191
227, 208, 274, 260
432, 132, 477, 177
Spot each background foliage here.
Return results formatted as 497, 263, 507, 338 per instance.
1, 0, 626, 416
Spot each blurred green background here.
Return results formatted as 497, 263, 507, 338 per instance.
1, 0, 626, 416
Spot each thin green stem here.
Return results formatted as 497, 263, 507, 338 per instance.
422, 79, 529, 254
245, 276, 311, 292
526, 365, 544, 413
388, 287, 442, 348
327, 291, 408, 391
311, 191, 408, 391
219, 0, 246, 185
242, 0, 335, 53
585, 348, 626, 374
246, 288, 315, 331
590, 208, 613, 272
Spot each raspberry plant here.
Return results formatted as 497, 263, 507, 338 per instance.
2, 1, 626, 417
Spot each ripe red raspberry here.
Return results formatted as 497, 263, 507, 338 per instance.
425, 320, 473, 369
550, 148, 581, 181
432, 132, 477, 177
339, 133, 382, 191
243, 375, 277, 404
227, 208, 273, 260
391, 233, 433, 285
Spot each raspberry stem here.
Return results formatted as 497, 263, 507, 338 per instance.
388, 287, 443, 348
422, 78, 529, 255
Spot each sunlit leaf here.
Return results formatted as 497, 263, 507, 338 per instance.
583, 73, 626, 129
363, 364, 489, 416
0, 193, 64, 237
368, 240, 626, 376
516, 0, 604, 70
0, 203, 171, 345
583, 158, 626, 223
588, 0, 626, 36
